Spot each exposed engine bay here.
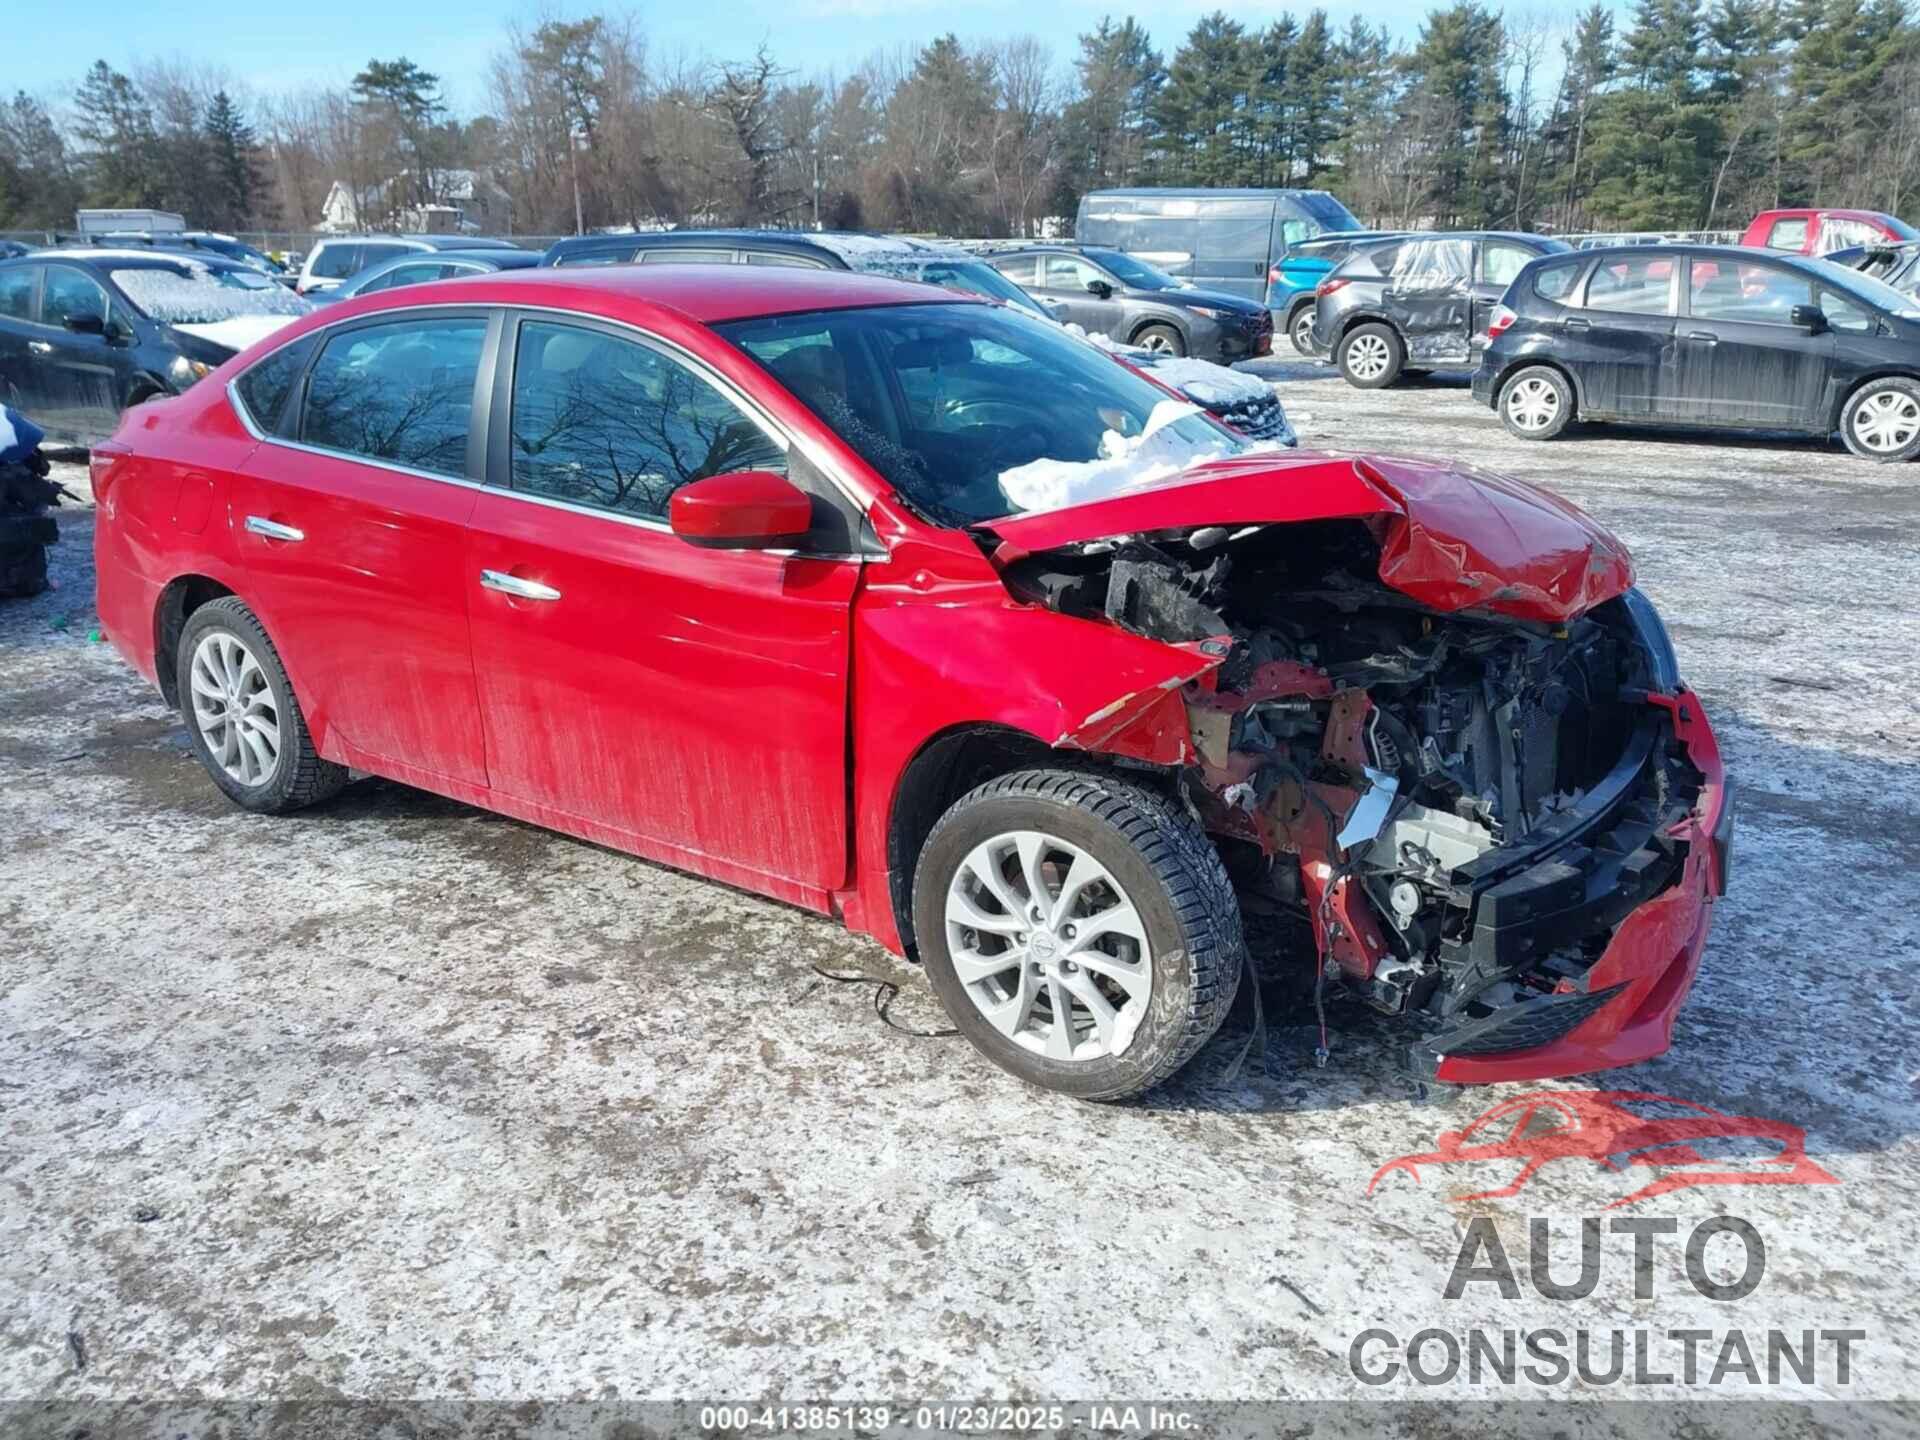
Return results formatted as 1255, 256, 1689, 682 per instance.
999, 519, 1707, 1069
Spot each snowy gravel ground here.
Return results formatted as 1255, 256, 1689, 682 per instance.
1, 364, 1917, 1428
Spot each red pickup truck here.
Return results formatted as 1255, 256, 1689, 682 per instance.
1741, 207, 1918, 256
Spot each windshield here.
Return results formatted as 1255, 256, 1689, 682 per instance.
1085, 249, 1182, 292
1812, 257, 1920, 316
903, 259, 1053, 319
715, 302, 1267, 525
1292, 192, 1364, 234
111, 263, 314, 324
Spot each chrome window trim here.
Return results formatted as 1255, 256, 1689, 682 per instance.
226, 297, 883, 561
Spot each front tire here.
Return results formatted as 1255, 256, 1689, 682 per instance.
1133, 323, 1186, 357
1840, 377, 1920, 462
912, 769, 1242, 1101
1337, 322, 1404, 388
177, 596, 347, 813
1499, 364, 1575, 440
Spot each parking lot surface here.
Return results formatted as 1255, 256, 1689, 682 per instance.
2, 364, 1916, 1417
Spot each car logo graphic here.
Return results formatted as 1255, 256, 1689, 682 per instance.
1367, 1090, 1839, 1210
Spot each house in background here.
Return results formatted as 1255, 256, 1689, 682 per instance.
314, 170, 513, 234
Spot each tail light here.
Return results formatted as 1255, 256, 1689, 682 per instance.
89, 444, 125, 507
1268, 267, 1285, 283
1315, 277, 1350, 299
1486, 304, 1519, 340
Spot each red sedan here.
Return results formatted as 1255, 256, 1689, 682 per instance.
91, 267, 1732, 1100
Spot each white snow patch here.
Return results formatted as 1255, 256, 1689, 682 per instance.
110, 264, 310, 329
171, 314, 302, 353
1126, 354, 1274, 406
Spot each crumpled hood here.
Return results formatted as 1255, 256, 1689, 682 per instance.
977, 451, 1634, 624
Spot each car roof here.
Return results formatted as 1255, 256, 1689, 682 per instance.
342, 264, 976, 325
1083, 186, 1341, 200
18, 247, 251, 274
315, 234, 521, 251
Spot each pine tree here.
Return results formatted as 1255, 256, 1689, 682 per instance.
72, 60, 158, 208
1150, 13, 1251, 184
203, 90, 257, 230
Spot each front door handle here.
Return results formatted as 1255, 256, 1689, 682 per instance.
27, 340, 52, 355
1685, 331, 1719, 345
479, 569, 561, 602
244, 515, 304, 542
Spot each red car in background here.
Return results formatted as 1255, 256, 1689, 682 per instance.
90, 267, 1732, 1100
1741, 207, 1919, 257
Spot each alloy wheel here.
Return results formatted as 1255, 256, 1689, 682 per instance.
189, 631, 282, 787
944, 829, 1153, 1062
1140, 331, 1179, 355
1506, 375, 1562, 432
1853, 390, 1920, 453
1345, 332, 1390, 380
1292, 311, 1315, 354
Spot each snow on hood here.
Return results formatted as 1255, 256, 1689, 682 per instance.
980, 451, 1635, 625
1125, 354, 1274, 407
998, 399, 1291, 513
170, 313, 301, 355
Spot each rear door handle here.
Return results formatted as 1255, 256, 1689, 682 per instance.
479, 569, 561, 602
1563, 317, 1591, 331
1685, 331, 1718, 345
244, 515, 304, 542
27, 341, 52, 355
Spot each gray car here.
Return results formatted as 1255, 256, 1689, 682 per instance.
1310, 231, 1571, 387
983, 245, 1274, 362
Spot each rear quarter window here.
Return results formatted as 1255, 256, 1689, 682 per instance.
234, 333, 318, 435
1531, 258, 1584, 302
1766, 218, 1808, 251
0, 265, 37, 320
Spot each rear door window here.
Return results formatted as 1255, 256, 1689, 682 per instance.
1583, 256, 1675, 315
555, 250, 635, 268
310, 244, 362, 279
639, 248, 736, 265
508, 319, 785, 521
1479, 240, 1537, 288
1765, 218, 1808, 252
0, 265, 39, 321
1688, 260, 1811, 324
745, 251, 829, 268
300, 316, 486, 477
992, 256, 1039, 286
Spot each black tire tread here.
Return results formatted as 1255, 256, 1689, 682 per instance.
178, 596, 349, 813
919, 766, 1242, 1100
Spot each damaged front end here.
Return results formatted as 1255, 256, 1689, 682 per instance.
985, 457, 1732, 1085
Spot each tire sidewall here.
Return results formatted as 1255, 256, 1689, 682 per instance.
1338, 323, 1403, 388
1289, 303, 1317, 356
1499, 364, 1573, 441
176, 600, 303, 811
913, 789, 1202, 1101
1841, 378, 1920, 462
1136, 323, 1187, 358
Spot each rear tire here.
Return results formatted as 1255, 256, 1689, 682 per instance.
912, 769, 1242, 1101
176, 597, 348, 814
1288, 303, 1317, 356
1337, 322, 1404, 388
1133, 323, 1186, 357
1839, 376, 1920, 462
1498, 364, 1575, 441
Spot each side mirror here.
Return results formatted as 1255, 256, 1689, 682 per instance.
61, 312, 105, 335
1790, 303, 1828, 333
669, 470, 813, 550
1086, 279, 1114, 299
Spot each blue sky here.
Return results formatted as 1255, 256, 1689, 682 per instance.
4, 0, 1427, 115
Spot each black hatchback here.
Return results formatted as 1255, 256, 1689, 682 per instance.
1473, 245, 1920, 461
1310, 231, 1571, 387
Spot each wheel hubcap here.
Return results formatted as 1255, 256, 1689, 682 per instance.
1506, 375, 1561, 431
1293, 313, 1314, 350
189, 632, 281, 786
945, 829, 1153, 1062
1855, 391, 1920, 452
1142, 332, 1177, 354
1347, 334, 1389, 379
